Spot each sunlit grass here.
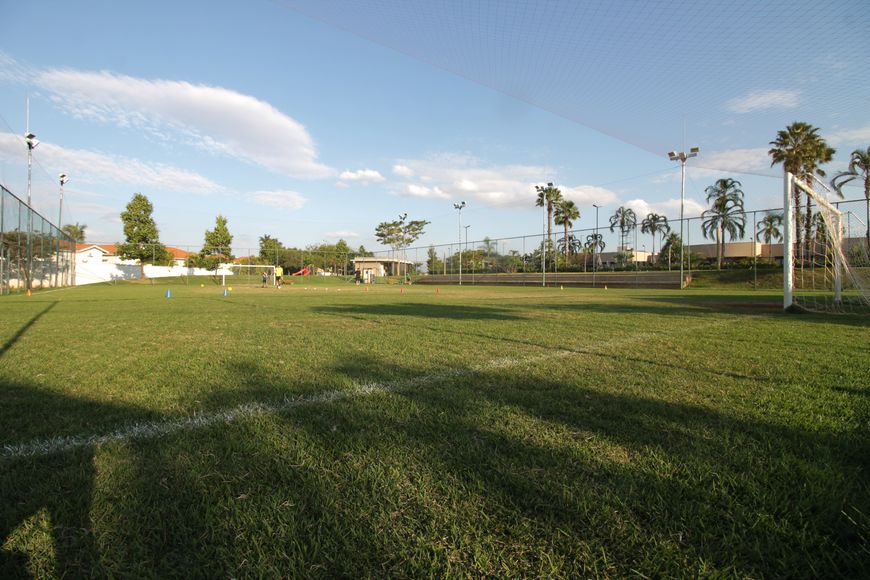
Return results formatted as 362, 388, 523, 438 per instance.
1, 280, 868, 576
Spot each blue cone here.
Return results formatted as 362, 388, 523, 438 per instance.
223, 288, 228, 297
165, 288, 172, 298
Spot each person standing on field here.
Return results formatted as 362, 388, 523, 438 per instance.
261, 270, 268, 288
275, 265, 283, 288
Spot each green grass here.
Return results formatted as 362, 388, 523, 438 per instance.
1, 279, 868, 577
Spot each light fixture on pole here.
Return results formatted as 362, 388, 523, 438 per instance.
453, 201, 466, 285
58, 173, 69, 229
25, 132, 39, 207
667, 147, 699, 289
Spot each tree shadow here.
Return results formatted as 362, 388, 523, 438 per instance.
0, 302, 56, 359
314, 302, 523, 321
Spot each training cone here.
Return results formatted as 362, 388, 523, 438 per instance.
436, 288, 440, 294
26, 289, 32, 297
223, 288, 228, 297
165, 289, 172, 298
560, 285, 564, 290
604, 285, 608, 290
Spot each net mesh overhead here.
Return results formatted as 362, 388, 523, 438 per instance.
275, 0, 869, 176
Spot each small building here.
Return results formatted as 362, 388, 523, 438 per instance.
352, 257, 414, 283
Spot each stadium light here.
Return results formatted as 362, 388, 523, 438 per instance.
58, 173, 69, 230
667, 147, 700, 289
453, 201, 466, 285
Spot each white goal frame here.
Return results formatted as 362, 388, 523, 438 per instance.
222, 264, 276, 287
783, 171, 870, 311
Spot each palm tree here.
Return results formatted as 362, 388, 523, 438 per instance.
659, 232, 682, 270
557, 234, 582, 257
609, 206, 637, 263
769, 122, 836, 261
640, 213, 670, 263
702, 178, 746, 269
553, 199, 580, 258
61, 222, 87, 243
831, 146, 870, 250
584, 233, 605, 272
534, 182, 563, 249
756, 212, 783, 260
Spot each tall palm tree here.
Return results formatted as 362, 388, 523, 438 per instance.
557, 234, 582, 257
756, 212, 783, 260
534, 183, 563, 250
640, 213, 670, 262
608, 206, 637, 258
768, 122, 836, 261
702, 178, 746, 269
831, 146, 870, 250
61, 222, 87, 243
553, 199, 580, 258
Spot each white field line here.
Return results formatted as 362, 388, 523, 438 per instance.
1, 319, 733, 460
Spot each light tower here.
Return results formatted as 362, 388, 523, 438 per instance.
453, 201, 466, 285
668, 147, 699, 288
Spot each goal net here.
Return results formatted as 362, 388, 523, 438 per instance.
225, 264, 276, 287
784, 172, 870, 313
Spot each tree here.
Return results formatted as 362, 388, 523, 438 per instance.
557, 234, 582, 257
534, 183, 563, 248
61, 223, 86, 243
701, 178, 746, 269
202, 215, 233, 260
553, 199, 580, 258
757, 212, 783, 260
769, 122, 835, 261
374, 216, 429, 253
640, 213, 670, 261
831, 146, 870, 249
584, 233, 605, 271
658, 232, 682, 270
259, 234, 284, 264
426, 246, 444, 274
609, 206, 637, 265
117, 193, 169, 264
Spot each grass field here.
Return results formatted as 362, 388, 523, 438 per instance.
1, 278, 868, 577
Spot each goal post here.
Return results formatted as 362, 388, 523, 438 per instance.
783, 171, 870, 313
224, 264, 276, 287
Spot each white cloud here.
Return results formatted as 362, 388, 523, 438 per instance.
0, 132, 221, 193
324, 230, 360, 238
392, 164, 414, 177
827, 125, 870, 146
625, 197, 705, 219
559, 185, 619, 206
726, 89, 800, 113
405, 183, 449, 198
392, 154, 548, 207
1, 55, 332, 179
337, 168, 385, 186
698, 148, 770, 174
247, 190, 307, 211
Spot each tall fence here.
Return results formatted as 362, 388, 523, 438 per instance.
0, 183, 76, 295
80, 197, 868, 286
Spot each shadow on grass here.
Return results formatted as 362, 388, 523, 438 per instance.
2, 354, 868, 576
0, 302, 56, 359
315, 302, 523, 321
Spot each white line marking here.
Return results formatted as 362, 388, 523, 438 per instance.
1, 319, 732, 459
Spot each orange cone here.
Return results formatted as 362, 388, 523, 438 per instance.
436, 288, 440, 294
26, 288, 32, 297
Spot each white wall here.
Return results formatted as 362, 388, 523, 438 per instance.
75, 261, 232, 285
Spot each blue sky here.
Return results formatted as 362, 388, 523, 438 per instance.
0, 0, 867, 255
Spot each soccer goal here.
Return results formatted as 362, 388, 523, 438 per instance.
224, 264, 276, 287
783, 171, 870, 313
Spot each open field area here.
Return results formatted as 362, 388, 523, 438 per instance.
1, 279, 868, 577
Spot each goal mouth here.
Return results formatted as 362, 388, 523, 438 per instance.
784, 172, 870, 314
225, 264, 277, 286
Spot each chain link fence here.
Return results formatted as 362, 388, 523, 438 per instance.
1, 184, 76, 295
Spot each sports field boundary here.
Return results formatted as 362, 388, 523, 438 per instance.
1, 318, 733, 460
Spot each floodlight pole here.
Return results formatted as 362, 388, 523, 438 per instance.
668, 147, 699, 289
592, 204, 601, 288
465, 225, 471, 284
454, 201, 466, 285
25, 100, 38, 293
